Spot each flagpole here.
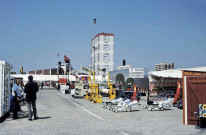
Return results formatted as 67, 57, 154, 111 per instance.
58, 53, 59, 61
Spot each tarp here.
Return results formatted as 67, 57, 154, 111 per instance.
149, 69, 182, 78
11, 74, 76, 82
148, 66, 206, 79
181, 67, 206, 72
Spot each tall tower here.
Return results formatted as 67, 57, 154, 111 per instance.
91, 32, 114, 75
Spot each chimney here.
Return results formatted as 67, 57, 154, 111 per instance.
172, 62, 174, 68
123, 59, 126, 66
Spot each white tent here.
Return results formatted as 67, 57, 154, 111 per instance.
148, 67, 206, 90
149, 69, 182, 79
11, 74, 76, 82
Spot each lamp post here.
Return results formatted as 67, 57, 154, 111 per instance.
58, 61, 61, 91
92, 18, 96, 83
93, 18, 96, 73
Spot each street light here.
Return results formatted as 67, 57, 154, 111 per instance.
93, 18, 96, 73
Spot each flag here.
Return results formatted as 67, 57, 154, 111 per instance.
64, 55, 70, 63
82, 66, 89, 72
93, 18, 96, 24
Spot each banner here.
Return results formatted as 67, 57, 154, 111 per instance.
82, 66, 89, 72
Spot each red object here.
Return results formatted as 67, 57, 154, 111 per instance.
64, 55, 70, 63
70, 84, 74, 89
173, 81, 182, 104
59, 78, 67, 84
132, 84, 138, 101
127, 85, 132, 91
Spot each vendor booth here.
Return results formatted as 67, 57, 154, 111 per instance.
148, 69, 182, 91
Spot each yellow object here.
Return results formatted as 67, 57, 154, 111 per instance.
20, 66, 23, 74
203, 105, 206, 109
84, 90, 89, 100
89, 70, 95, 101
92, 83, 102, 103
85, 70, 102, 103
108, 72, 116, 99
203, 113, 206, 117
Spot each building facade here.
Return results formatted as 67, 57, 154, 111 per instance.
155, 62, 174, 71
91, 33, 114, 75
109, 65, 150, 89
117, 65, 149, 78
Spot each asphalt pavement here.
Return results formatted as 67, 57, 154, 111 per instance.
0, 89, 205, 135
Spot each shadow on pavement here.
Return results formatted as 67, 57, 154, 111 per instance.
130, 110, 140, 112
38, 116, 52, 119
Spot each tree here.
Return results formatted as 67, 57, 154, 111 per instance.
115, 74, 125, 83
127, 78, 134, 86
116, 74, 127, 89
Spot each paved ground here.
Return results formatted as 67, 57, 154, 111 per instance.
0, 89, 206, 135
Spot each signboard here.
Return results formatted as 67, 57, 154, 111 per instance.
199, 104, 206, 118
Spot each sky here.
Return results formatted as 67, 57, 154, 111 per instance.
0, 0, 206, 73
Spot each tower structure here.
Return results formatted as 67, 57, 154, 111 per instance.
91, 33, 114, 75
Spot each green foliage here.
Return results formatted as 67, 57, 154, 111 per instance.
127, 78, 134, 86
115, 74, 124, 83
115, 74, 126, 89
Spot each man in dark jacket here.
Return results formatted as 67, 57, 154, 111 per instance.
24, 75, 39, 121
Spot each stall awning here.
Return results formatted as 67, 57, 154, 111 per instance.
149, 69, 182, 78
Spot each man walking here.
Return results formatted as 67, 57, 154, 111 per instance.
24, 75, 39, 121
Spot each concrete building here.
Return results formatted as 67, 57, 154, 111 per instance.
29, 64, 69, 76
109, 65, 150, 89
29, 68, 58, 75
155, 62, 174, 71
91, 33, 114, 75
117, 65, 149, 78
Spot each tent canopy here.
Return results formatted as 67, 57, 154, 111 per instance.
149, 69, 182, 78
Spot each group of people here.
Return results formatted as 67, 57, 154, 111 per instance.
12, 75, 39, 121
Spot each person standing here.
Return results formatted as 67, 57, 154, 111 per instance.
12, 80, 21, 119
24, 75, 39, 121
41, 82, 44, 89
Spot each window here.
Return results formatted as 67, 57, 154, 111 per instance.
104, 65, 109, 71
104, 36, 109, 43
104, 53, 109, 58
104, 44, 109, 51
104, 53, 109, 63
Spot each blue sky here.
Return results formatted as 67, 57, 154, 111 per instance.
0, 0, 206, 73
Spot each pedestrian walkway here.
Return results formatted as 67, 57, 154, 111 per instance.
0, 90, 205, 135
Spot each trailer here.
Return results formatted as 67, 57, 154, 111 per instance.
108, 91, 133, 111
113, 99, 139, 113
0, 61, 13, 122
145, 94, 174, 111
101, 91, 125, 109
